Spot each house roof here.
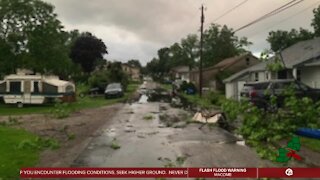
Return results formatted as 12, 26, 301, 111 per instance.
213, 52, 254, 70
191, 52, 257, 73
171, 66, 190, 73
281, 37, 320, 68
223, 61, 267, 83
44, 78, 73, 87
224, 37, 320, 83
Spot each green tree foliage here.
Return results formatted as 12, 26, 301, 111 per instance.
0, 38, 15, 77
0, 0, 72, 77
157, 47, 171, 73
70, 32, 108, 73
266, 5, 320, 52
222, 89, 320, 161
312, 5, 320, 36
202, 24, 251, 66
145, 24, 251, 79
145, 58, 161, 80
267, 28, 314, 52
127, 59, 142, 68
180, 34, 199, 69
88, 62, 129, 90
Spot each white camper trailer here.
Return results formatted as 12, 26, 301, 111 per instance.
0, 73, 75, 107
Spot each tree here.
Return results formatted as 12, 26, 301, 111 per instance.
145, 58, 161, 80
312, 5, 320, 36
0, 0, 72, 77
168, 43, 189, 68
0, 38, 15, 77
127, 59, 142, 68
267, 28, 314, 52
70, 32, 108, 73
202, 24, 251, 66
157, 47, 171, 74
180, 34, 199, 69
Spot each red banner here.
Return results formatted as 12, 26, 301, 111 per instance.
20, 167, 320, 178
188, 168, 257, 178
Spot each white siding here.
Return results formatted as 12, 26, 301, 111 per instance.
258, 72, 265, 81
300, 66, 320, 88
225, 83, 234, 99
226, 81, 245, 101
237, 81, 246, 100
248, 71, 267, 82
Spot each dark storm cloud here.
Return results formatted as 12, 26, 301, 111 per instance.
44, 0, 318, 64
47, 0, 201, 43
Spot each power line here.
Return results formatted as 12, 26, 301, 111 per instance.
235, 0, 302, 32
235, 0, 304, 32
213, 0, 249, 22
248, 0, 320, 38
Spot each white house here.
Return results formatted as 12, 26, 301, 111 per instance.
224, 38, 320, 100
170, 66, 191, 82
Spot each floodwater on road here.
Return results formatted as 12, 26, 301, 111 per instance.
70, 84, 272, 180
73, 95, 179, 168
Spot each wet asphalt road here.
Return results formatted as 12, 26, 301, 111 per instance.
70, 81, 271, 180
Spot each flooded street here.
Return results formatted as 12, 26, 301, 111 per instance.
71, 82, 271, 180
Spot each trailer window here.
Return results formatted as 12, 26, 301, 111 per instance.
34, 81, 39, 93
66, 85, 74, 93
9, 81, 21, 93
0, 81, 5, 93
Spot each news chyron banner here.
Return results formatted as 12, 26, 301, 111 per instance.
20, 167, 320, 178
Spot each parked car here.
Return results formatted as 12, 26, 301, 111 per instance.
104, 83, 124, 99
240, 79, 320, 109
88, 87, 105, 96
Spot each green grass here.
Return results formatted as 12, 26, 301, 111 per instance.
160, 83, 172, 91
181, 92, 225, 109
0, 83, 140, 116
0, 126, 41, 178
110, 138, 121, 150
300, 136, 320, 152
143, 115, 154, 121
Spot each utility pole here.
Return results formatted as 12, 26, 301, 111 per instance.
199, 5, 204, 97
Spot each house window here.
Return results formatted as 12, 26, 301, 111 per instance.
255, 73, 259, 81
277, 69, 287, 79
246, 58, 250, 65
297, 69, 301, 81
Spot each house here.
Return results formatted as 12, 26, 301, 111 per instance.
122, 63, 141, 81
189, 53, 259, 91
170, 66, 192, 82
224, 37, 320, 100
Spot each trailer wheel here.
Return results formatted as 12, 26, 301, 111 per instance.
17, 102, 23, 108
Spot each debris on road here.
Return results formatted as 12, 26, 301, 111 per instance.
143, 115, 154, 120
124, 127, 136, 133
192, 111, 222, 123
110, 138, 121, 150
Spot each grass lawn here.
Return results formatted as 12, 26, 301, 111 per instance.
160, 83, 172, 91
300, 136, 320, 153
180, 91, 226, 110
0, 126, 41, 178
0, 83, 140, 116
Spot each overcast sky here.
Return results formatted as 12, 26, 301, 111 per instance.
44, 0, 320, 65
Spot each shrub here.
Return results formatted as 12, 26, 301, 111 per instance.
50, 102, 71, 119
180, 81, 196, 93
88, 62, 129, 91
